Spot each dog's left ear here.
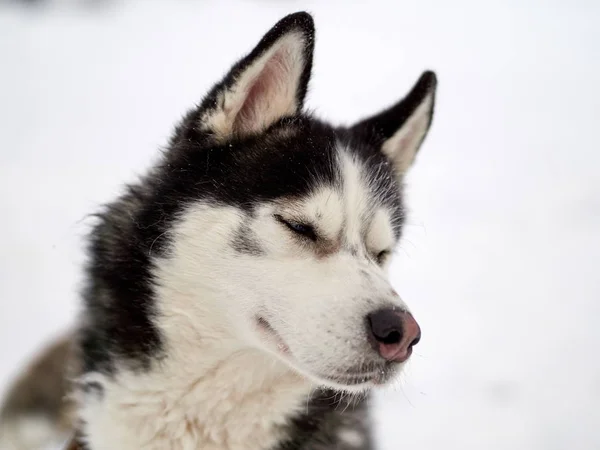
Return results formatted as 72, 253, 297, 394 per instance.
351, 71, 437, 177
199, 12, 315, 141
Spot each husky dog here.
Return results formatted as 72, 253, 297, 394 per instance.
0, 11, 437, 450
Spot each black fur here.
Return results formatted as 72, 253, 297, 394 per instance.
76, 11, 436, 449
275, 389, 373, 450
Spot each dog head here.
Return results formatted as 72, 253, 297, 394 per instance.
147, 12, 436, 391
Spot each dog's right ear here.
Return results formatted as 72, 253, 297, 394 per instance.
198, 12, 315, 141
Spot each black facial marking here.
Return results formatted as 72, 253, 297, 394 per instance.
375, 249, 389, 265
232, 224, 264, 256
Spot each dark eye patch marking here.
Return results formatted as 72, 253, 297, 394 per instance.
80, 381, 105, 400
375, 249, 390, 265
231, 224, 264, 256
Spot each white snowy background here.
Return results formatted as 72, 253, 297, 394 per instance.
1, 0, 599, 449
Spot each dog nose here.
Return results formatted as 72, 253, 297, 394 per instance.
366, 308, 421, 362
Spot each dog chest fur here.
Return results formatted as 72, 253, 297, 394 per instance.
79, 351, 313, 450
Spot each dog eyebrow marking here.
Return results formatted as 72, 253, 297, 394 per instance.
231, 224, 264, 256
365, 208, 395, 255
285, 187, 346, 259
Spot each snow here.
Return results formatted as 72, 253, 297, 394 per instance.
1, 0, 599, 448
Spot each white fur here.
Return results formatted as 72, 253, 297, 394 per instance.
382, 91, 434, 175
0, 417, 66, 450
339, 151, 372, 248
79, 354, 309, 450
367, 208, 395, 257
338, 428, 366, 447
78, 146, 410, 449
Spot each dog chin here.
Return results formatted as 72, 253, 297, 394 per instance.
254, 316, 398, 392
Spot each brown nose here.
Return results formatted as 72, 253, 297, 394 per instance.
366, 308, 421, 362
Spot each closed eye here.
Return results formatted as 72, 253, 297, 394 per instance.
274, 214, 317, 241
375, 249, 390, 265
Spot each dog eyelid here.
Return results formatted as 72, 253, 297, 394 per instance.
274, 214, 318, 241
374, 249, 390, 265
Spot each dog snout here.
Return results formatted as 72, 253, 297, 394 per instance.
366, 308, 421, 363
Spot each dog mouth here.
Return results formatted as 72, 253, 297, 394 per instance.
255, 316, 397, 388
318, 368, 393, 386
256, 317, 290, 354
319, 359, 398, 386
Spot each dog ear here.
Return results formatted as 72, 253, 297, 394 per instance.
351, 71, 437, 176
198, 12, 315, 141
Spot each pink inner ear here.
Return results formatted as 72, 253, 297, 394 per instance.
234, 47, 294, 134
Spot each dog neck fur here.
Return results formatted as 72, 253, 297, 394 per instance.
78, 353, 310, 450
